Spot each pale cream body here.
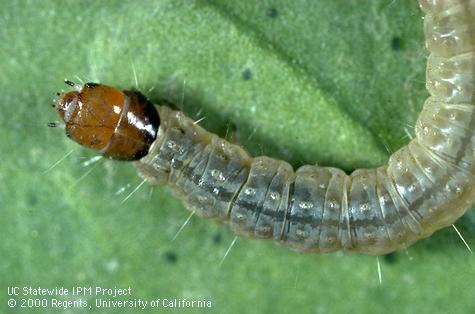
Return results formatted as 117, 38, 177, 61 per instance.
136, 0, 475, 254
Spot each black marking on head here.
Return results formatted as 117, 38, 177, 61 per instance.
85, 82, 99, 88
242, 68, 253, 81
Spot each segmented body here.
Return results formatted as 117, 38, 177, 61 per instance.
56, 0, 475, 254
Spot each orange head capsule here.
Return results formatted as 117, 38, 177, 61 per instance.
56, 82, 160, 160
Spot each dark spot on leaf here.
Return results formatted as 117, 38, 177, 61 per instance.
266, 8, 278, 18
242, 68, 253, 80
212, 232, 222, 244
164, 251, 178, 263
27, 191, 38, 205
391, 36, 403, 51
383, 252, 397, 264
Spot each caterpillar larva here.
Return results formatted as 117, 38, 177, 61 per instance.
54, 0, 475, 254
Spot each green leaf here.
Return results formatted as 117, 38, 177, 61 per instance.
1, 0, 474, 313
